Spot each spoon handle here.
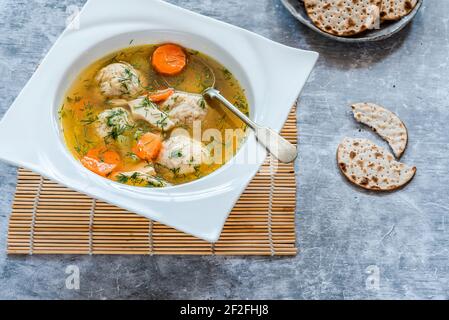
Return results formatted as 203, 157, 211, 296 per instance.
204, 88, 257, 129
203, 88, 298, 163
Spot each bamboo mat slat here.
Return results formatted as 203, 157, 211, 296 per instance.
7, 107, 298, 256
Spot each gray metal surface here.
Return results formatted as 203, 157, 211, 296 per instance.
0, 0, 447, 299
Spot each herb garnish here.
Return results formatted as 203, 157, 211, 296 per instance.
169, 149, 183, 159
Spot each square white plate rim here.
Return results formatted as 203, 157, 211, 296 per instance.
0, 0, 318, 243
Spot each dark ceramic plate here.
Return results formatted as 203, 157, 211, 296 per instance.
281, 0, 423, 42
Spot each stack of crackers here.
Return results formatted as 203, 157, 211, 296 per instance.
303, 0, 418, 37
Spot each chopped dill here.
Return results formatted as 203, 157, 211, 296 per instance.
116, 174, 129, 184
199, 98, 206, 110
58, 104, 66, 120
146, 176, 166, 188
73, 133, 92, 157
156, 114, 169, 130
125, 152, 139, 161
134, 97, 156, 110
80, 102, 98, 125
194, 165, 201, 178
222, 68, 232, 80
104, 108, 133, 141
169, 149, 183, 159
170, 167, 181, 177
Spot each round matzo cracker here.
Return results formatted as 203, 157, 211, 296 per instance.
304, 0, 382, 36
380, 0, 417, 21
337, 137, 416, 191
351, 103, 408, 159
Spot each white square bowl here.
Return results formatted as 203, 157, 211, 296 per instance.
0, 0, 318, 242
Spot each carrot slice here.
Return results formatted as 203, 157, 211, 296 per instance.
81, 148, 121, 177
85, 147, 103, 159
102, 150, 121, 166
147, 88, 175, 102
152, 44, 186, 76
70, 98, 90, 118
132, 133, 162, 161
81, 157, 116, 177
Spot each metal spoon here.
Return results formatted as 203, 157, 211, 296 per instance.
203, 87, 298, 163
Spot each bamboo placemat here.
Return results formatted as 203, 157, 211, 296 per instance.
7, 107, 297, 256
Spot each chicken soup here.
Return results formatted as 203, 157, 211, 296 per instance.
59, 44, 249, 187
